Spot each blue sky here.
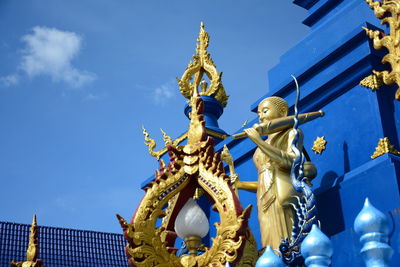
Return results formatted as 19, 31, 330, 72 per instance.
0, 0, 309, 233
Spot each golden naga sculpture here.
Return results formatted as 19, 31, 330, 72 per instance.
361, 0, 400, 100
177, 22, 228, 107
10, 215, 44, 267
371, 137, 400, 159
232, 96, 318, 250
117, 89, 253, 267
142, 126, 187, 160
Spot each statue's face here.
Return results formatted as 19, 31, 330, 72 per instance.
258, 101, 282, 123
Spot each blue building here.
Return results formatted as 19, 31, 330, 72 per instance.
138, 0, 400, 265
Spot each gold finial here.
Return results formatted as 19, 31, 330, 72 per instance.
11, 215, 43, 267
361, 0, 400, 100
177, 22, 229, 107
160, 128, 172, 145
371, 137, 400, 159
312, 136, 327, 154
26, 215, 38, 261
141, 125, 160, 159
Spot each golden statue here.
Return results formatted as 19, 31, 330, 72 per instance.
235, 96, 317, 250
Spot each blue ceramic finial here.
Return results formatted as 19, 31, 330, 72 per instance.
354, 198, 393, 267
255, 246, 284, 267
300, 224, 333, 267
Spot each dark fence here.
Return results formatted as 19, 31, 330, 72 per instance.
0, 221, 129, 267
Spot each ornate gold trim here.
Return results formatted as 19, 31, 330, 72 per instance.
177, 22, 229, 107
118, 92, 250, 267
371, 137, 400, 159
312, 136, 327, 154
11, 215, 44, 267
361, 0, 400, 100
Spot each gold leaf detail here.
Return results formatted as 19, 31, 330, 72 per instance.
371, 137, 400, 159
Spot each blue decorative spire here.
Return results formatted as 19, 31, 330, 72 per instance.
300, 224, 333, 267
255, 246, 284, 267
354, 198, 393, 267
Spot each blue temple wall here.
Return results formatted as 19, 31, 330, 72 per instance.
209, 0, 400, 265
139, 0, 400, 265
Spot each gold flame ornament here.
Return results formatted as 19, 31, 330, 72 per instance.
10, 215, 44, 267
361, 0, 400, 100
117, 90, 252, 267
177, 22, 228, 107
142, 126, 187, 160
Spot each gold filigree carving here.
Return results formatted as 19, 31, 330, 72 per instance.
312, 136, 327, 154
371, 137, 400, 159
118, 91, 250, 267
11, 215, 44, 267
177, 22, 229, 107
362, 0, 400, 100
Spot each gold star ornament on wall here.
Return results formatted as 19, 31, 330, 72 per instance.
312, 136, 327, 154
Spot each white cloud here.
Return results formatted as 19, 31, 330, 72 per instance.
0, 74, 19, 86
83, 93, 104, 101
153, 80, 176, 106
19, 26, 95, 87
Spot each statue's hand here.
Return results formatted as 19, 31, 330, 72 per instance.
244, 128, 263, 144
252, 123, 263, 134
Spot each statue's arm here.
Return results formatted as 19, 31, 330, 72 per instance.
235, 181, 258, 193
244, 128, 304, 169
